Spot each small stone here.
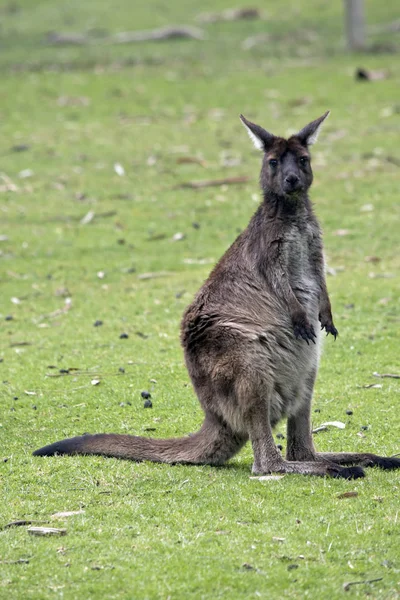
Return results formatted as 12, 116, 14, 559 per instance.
94, 320, 103, 327
277, 444, 283, 451
143, 399, 153, 409
287, 564, 298, 571
276, 433, 285, 439
32, 405, 37, 410
5, 315, 13, 321
192, 222, 200, 229
361, 425, 369, 431
314, 408, 321, 413
141, 390, 151, 399
119, 333, 129, 339
13, 397, 18, 400
346, 410, 353, 415
119, 367, 125, 373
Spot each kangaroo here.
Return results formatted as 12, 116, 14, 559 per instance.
34, 112, 400, 479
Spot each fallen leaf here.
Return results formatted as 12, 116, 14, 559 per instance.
355, 66, 389, 81
2, 520, 46, 530
364, 256, 381, 263
0, 558, 29, 564
138, 271, 170, 280
172, 232, 185, 241
337, 491, 358, 499
360, 203, 374, 212
373, 372, 400, 379
28, 527, 67, 536
197, 8, 261, 23
368, 272, 394, 279
386, 155, 400, 167
114, 163, 125, 176
321, 421, 345, 429
47, 32, 88, 45
51, 510, 85, 519
343, 577, 383, 592
242, 33, 270, 50
333, 229, 350, 236
112, 26, 204, 43
183, 258, 215, 265
241, 563, 255, 570
249, 475, 285, 481
176, 176, 249, 189
0, 172, 18, 192
176, 156, 206, 167
18, 169, 33, 179
80, 211, 95, 225
361, 383, 382, 389
46, 298, 72, 319
313, 421, 346, 433
55, 287, 71, 297
57, 96, 90, 107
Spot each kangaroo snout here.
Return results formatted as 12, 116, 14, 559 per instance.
284, 173, 300, 192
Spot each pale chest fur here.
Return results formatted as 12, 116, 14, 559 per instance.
285, 222, 320, 317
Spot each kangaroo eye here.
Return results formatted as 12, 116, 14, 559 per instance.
299, 156, 309, 165
269, 159, 278, 168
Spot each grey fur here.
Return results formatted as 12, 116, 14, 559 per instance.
34, 113, 400, 479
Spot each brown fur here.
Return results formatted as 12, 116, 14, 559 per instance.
34, 113, 400, 479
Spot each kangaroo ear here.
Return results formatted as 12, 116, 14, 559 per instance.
296, 111, 330, 146
240, 114, 275, 151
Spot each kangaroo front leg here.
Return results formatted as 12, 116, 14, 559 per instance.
244, 384, 364, 479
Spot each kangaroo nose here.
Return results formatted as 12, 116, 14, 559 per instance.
285, 174, 299, 187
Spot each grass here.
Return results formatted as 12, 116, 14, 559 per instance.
1, 1, 399, 598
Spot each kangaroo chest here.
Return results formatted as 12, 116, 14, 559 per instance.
286, 226, 320, 312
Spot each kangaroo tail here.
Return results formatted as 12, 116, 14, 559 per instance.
33, 416, 247, 466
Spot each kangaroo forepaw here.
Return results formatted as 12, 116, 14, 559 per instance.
321, 322, 338, 339
293, 322, 316, 345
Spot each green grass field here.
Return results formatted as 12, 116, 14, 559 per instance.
1, 1, 399, 598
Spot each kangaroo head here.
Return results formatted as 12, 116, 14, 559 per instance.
240, 111, 329, 198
